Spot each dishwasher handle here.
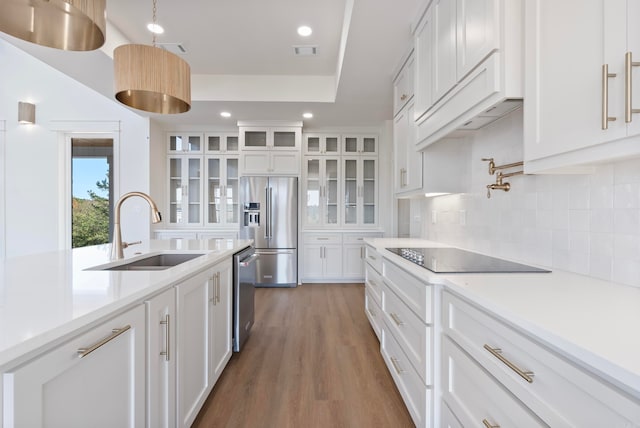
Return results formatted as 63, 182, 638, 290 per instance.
239, 253, 259, 267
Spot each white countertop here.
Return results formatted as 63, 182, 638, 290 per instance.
366, 238, 640, 399
0, 239, 251, 368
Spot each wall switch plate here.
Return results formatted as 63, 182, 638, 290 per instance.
459, 210, 466, 226
431, 210, 437, 224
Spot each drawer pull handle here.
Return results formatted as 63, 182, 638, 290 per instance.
482, 419, 500, 428
368, 255, 377, 260
369, 280, 378, 287
77, 325, 131, 358
160, 314, 170, 361
484, 344, 534, 383
390, 357, 404, 374
367, 308, 376, 317
390, 313, 404, 326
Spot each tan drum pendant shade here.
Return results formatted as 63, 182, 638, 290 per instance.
0, 0, 106, 51
114, 44, 191, 114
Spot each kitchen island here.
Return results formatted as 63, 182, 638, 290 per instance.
365, 238, 640, 427
0, 238, 251, 428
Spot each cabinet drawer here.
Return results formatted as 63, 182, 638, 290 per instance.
342, 232, 382, 244
383, 259, 432, 324
365, 245, 382, 274
383, 283, 430, 385
381, 328, 430, 428
443, 291, 640, 427
303, 233, 342, 244
365, 290, 383, 342
365, 264, 383, 306
442, 336, 545, 428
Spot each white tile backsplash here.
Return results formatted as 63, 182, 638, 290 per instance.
420, 109, 640, 288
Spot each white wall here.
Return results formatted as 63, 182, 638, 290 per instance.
421, 108, 640, 288
0, 39, 151, 258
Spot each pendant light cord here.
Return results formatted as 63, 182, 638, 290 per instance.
151, 0, 158, 46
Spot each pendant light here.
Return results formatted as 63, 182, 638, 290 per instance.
113, 0, 191, 114
0, 0, 106, 51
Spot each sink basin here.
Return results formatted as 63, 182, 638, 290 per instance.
92, 253, 206, 271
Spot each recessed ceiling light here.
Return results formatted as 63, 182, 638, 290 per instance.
303, 112, 313, 119
297, 26, 312, 37
147, 23, 164, 34
220, 111, 231, 118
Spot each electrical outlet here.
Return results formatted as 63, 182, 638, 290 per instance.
431, 210, 437, 224
459, 210, 466, 226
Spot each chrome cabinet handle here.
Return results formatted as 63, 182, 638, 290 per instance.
602, 64, 618, 129
390, 357, 404, 374
482, 419, 500, 428
77, 325, 131, 358
625, 52, 640, 123
160, 314, 170, 361
484, 344, 534, 383
390, 313, 404, 326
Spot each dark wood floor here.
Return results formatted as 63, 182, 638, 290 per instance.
192, 283, 414, 428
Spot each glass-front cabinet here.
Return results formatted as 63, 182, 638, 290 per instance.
238, 124, 301, 151
168, 133, 203, 153
303, 157, 340, 227
303, 133, 340, 155
167, 156, 203, 225
205, 133, 239, 154
205, 156, 239, 226
343, 156, 377, 226
341, 134, 377, 155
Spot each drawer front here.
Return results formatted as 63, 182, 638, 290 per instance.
443, 291, 640, 427
365, 264, 383, 306
381, 328, 430, 428
343, 232, 382, 244
383, 283, 430, 385
303, 233, 342, 244
441, 401, 463, 428
442, 336, 546, 428
365, 245, 382, 274
383, 259, 432, 323
365, 290, 383, 342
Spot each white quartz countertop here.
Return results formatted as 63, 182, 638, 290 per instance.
0, 239, 251, 368
365, 238, 640, 399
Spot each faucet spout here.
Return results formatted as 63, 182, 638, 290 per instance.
111, 191, 162, 260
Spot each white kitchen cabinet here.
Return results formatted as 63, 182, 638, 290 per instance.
413, 0, 522, 148
175, 259, 232, 428
205, 156, 239, 226
302, 133, 340, 155
238, 123, 301, 151
240, 151, 300, 175
364, 289, 384, 341
442, 290, 640, 427
393, 50, 415, 116
205, 132, 239, 154
210, 259, 232, 386
146, 288, 176, 428
342, 233, 382, 279
302, 157, 340, 227
524, 0, 640, 173
3, 305, 146, 428
341, 134, 378, 155
168, 132, 204, 154
342, 156, 377, 226
302, 233, 343, 281
167, 155, 203, 226
394, 102, 424, 195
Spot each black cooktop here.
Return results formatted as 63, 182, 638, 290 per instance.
386, 247, 550, 273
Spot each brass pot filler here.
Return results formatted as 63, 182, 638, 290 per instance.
481, 158, 524, 199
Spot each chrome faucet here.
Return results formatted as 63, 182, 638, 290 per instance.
111, 191, 162, 260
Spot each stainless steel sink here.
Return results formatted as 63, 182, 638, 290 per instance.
92, 253, 206, 271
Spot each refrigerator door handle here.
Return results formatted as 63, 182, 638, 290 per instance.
268, 186, 274, 238
265, 186, 270, 239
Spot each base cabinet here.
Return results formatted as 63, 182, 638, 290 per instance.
2, 305, 146, 428
210, 260, 232, 385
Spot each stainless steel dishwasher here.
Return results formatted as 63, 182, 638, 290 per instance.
233, 246, 258, 352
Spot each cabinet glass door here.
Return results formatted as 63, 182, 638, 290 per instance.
169, 158, 183, 224
325, 136, 339, 154
169, 134, 202, 152
207, 135, 221, 153
325, 159, 339, 224
344, 158, 358, 224
362, 137, 377, 154
362, 158, 376, 224
187, 158, 202, 224
343, 136, 359, 154
273, 130, 297, 148
207, 158, 222, 224
243, 130, 268, 148
225, 158, 239, 223
305, 158, 321, 226
226, 136, 239, 152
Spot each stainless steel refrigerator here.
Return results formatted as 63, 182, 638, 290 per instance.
239, 176, 297, 287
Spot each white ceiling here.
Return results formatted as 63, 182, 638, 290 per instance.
2, 0, 422, 128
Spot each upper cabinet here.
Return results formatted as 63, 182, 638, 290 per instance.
168, 133, 204, 154
413, 0, 523, 149
302, 133, 341, 155
523, 0, 640, 173
341, 134, 378, 155
343, 156, 378, 226
393, 51, 415, 116
238, 123, 301, 151
205, 133, 239, 154
238, 121, 302, 175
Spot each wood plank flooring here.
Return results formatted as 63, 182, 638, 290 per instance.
192, 283, 415, 428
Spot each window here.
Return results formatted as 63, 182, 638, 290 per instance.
71, 138, 113, 248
